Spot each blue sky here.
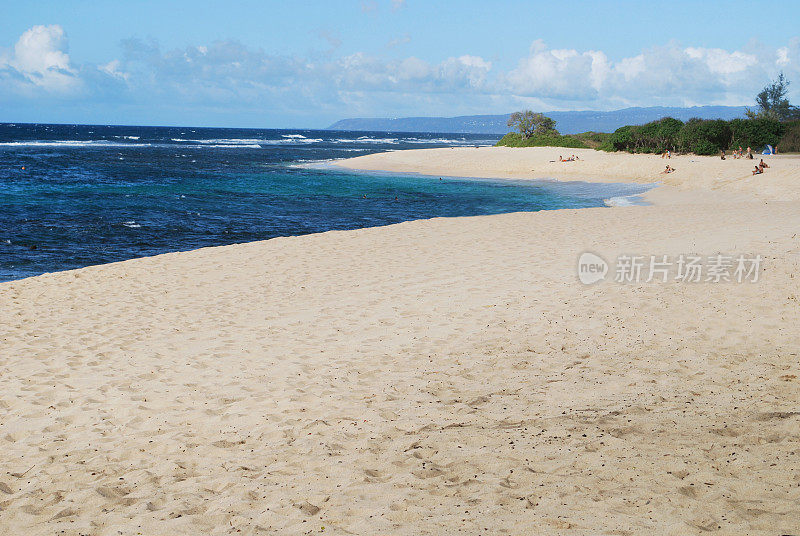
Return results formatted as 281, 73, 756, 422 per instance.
1, 0, 799, 127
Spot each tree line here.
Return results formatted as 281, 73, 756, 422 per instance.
600, 116, 789, 155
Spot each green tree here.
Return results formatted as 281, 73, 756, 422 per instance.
507, 111, 558, 139
746, 72, 800, 121
729, 118, 785, 150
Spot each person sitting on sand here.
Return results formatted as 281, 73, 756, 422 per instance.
572, 154, 580, 161
663, 165, 675, 174
720, 150, 726, 160
759, 159, 770, 169
752, 165, 762, 175
746, 146, 753, 159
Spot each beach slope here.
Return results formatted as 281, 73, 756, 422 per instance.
2, 148, 800, 535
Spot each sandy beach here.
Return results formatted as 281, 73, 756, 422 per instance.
339, 146, 800, 203
2, 147, 800, 535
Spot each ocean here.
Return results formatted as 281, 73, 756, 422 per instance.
0, 123, 650, 282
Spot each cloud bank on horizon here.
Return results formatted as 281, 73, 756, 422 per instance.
1, 23, 799, 127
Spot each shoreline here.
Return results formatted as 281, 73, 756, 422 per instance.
2, 146, 800, 534
335, 146, 800, 205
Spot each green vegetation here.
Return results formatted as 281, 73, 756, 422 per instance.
600, 117, 785, 155
777, 120, 800, 153
497, 130, 610, 149
597, 117, 685, 153
496, 132, 589, 149
569, 131, 611, 149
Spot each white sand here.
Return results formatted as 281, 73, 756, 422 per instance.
2, 147, 800, 535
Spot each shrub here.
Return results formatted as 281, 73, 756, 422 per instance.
634, 117, 683, 152
692, 139, 720, 156
777, 120, 800, 153
571, 131, 611, 149
729, 118, 786, 151
676, 119, 732, 154
603, 125, 636, 151
495, 132, 588, 149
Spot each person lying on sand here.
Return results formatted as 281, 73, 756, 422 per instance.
572, 154, 580, 160
559, 155, 575, 162
663, 165, 675, 174
753, 165, 763, 175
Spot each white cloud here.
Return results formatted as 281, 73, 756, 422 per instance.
505, 40, 607, 99
0, 24, 80, 93
329, 52, 492, 93
684, 47, 757, 75
777, 47, 789, 66
99, 59, 128, 81
441, 55, 492, 88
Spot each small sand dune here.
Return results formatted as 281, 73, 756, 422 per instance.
1, 148, 800, 534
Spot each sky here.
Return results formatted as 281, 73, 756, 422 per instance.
1, 0, 799, 128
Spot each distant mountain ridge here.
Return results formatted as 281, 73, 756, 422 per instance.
327, 106, 749, 135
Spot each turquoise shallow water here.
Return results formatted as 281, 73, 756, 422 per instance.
0, 123, 651, 282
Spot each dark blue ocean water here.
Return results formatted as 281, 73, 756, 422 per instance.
0, 123, 650, 282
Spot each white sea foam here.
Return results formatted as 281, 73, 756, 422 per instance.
330, 136, 491, 145
122, 221, 141, 228
604, 195, 644, 207
170, 137, 322, 146
200, 144, 262, 149
281, 134, 307, 139
170, 138, 261, 144
262, 138, 323, 145
0, 140, 152, 148
190, 138, 265, 144
334, 138, 399, 144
